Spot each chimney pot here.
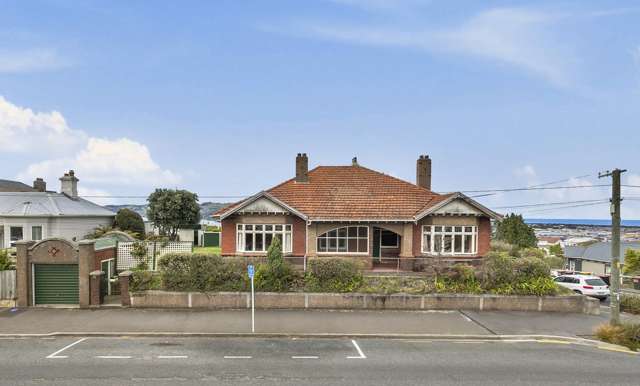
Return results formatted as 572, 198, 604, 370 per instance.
295, 153, 309, 183
352, 157, 358, 166
416, 155, 432, 190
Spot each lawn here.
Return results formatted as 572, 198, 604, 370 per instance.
193, 246, 221, 255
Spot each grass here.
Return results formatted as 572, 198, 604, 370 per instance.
621, 294, 640, 315
193, 246, 221, 255
595, 323, 640, 351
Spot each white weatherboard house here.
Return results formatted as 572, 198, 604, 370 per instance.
0, 171, 115, 248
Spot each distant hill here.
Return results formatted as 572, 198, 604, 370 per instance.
105, 202, 229, 220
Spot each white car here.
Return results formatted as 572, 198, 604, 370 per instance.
554, 275, 610, 300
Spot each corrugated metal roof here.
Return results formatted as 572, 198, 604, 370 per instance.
0, 192, 115, 217
0, 179, 35, 192
565, 242, 640, 264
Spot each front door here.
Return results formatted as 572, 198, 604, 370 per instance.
372, 228, 381, 259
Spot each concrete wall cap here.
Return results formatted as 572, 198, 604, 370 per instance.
78, 239, 97, 245
119, 270, 134, 277
28, 238, 78, 251
89, 270, 104, 276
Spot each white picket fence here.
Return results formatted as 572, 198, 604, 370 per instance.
117, 241, 193, 271
0, 270, 16, 300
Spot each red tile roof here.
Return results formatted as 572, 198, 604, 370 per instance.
215, 165, 453, 220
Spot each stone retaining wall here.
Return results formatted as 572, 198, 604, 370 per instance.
128, 291, 600, 315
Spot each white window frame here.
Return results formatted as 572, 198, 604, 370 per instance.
236, 224, 293, 253
317, 226, 369, 255
31, 225, 44, 241
421, 225, 477, 255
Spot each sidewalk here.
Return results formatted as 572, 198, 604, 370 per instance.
1, 307, 633, 337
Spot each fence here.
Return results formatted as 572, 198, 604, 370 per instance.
0, 270, 16, 300
117, 241, 193, 271
201, 232, 221, 247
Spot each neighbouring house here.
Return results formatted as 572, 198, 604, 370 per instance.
537, 236, 563, 253
213, 154, 502, 270
565, 241, 640, 275
0, 171, 115, 248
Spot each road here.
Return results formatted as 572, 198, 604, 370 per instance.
0, 336, 637, 385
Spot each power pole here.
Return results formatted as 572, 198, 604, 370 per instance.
599, 168, 626, 325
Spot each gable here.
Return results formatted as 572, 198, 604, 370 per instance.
432, 199, 484, 216
238, 197, 289, 214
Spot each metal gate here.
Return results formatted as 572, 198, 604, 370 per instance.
33, 264, 79, 305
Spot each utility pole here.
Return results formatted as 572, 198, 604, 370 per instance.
599, 168, 626, 325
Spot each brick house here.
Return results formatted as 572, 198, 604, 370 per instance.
213, 154, 501, 269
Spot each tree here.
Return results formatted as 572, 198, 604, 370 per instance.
623, 249, 640, 275
548, 244, 564, 257
495, 213, 537, 249
115, 209, 145, 238
147, 189, 201, 241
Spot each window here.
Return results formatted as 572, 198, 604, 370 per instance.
380, 230, 399, 248
236, 224, 292, 253
10, 227, 23, 242
421, 225, 477, 255
317, 226, 368, 254
31, 226, 43, 241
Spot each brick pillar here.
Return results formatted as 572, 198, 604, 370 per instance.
119, 271, 132, 307
15, 241, 34, 307
78, 240, 96, 309
89, 270, 102, 307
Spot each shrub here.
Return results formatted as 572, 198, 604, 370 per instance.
621, 294, 640, 315
359, 276, 434, 295
131, 241, 149, 271
596, 323, 640, 351
254, 237, 299, 292
482, 252, 515, 289
435, 264, 482, 294
115, 209, 145, 238
129, 270, 161, 292
0, 249, 14, 270
305, 258, 363, 293
158, 253, 248, 292
513, 256, 550, 281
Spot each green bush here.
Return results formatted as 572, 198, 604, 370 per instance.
596, 323, 640, 351
0, 249, 14, 270
481, 252, 559, 296
254, 237, 299, 292
158, 253, 248, 292
621, 294, 640, 315
513, 256, 550, 281
359, 276, 434, 295
129, 270, 161, 292
435, 264, 482, 294
115, 208, 146, 238
305, 258, 363, 293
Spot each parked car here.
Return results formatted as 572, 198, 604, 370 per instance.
554, 275, 610, 300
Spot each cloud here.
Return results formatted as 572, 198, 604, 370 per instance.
293, 7, 573, 88
0, 96, 181, 194
0, 95, 86, 154
514, 165, 537, 181
0, 48, 70, 73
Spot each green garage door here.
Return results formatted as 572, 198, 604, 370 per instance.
34, 264, 79, 305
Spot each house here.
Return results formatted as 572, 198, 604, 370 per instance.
213, 154, 501, 269
0, 171, 115, 248
565, 241, 640, 275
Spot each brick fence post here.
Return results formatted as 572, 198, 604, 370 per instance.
89, 270, 102, 307
119, 271, 133, 307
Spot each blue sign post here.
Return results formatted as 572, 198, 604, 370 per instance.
248, 265, 255, 333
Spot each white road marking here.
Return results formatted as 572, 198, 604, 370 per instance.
157, 355, 188, 359
291, 356, 319, 359
461, 314, 473, 322
347, 339, 367, 359
224, 356, 252, 359
46, 337, 87, 359
95, 356, 132, 359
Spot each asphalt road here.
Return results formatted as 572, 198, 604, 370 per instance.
0, 337, 637, 385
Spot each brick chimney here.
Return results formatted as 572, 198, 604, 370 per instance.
59, 170, 79, 198
33, 178, 46, 192
416, 155, 432, 190
295, 153, 309, 183
352, 157, 359, 166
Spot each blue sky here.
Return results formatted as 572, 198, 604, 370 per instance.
1, 0, 640, 219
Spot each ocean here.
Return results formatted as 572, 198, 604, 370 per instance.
525, 218, 640, 227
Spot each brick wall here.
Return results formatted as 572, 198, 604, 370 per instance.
94, 247, 116, 271
477, 217, 491, 256
291, 216, 306, 256
221, 218, 237, 256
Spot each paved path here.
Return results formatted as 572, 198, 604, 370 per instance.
0, 336, 637, 385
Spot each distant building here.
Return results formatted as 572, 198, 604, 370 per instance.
0, 171, 115, 248
565, 241, 640, 275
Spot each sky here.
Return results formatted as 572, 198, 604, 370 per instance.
1, 0, 640, 219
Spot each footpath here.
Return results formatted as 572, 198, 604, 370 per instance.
2, 306, 637, 338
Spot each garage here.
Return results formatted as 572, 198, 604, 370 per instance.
33, 264, 79, 305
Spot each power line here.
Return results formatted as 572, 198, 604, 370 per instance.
493, 198, 609, 209
456, 184, 612, 194
527, 174, 592, 188
519, 200, 610, 214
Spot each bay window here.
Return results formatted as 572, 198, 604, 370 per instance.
236, 224, 292, 253
317, 226, 368, 254
422, 225, 477, 255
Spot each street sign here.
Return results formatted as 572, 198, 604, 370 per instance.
248, 264, 255, 332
